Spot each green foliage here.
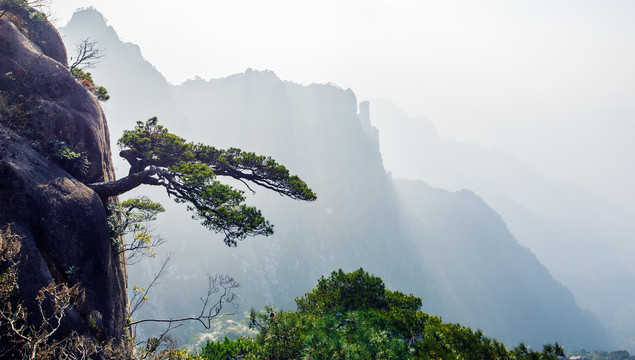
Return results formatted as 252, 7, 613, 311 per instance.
119, 118, 316, 201
247, 307, 305, 360
70, 67, 110, 101
248, 269, 425, 359
121, 196, 166, 215
115, 118, 316, 245
146, 348, 203, 360
34, 139, 90, 178
415, 317, 511, 360
200, 269, 575, 359
291, 310, 410, 360
92, 85, 110, 101
107, 196, 165, 262
295, 268, 422, 331
199, 336, 254, 360
27, 7, 45, 21
108, 197, 166, 237
296, 268, 390, 314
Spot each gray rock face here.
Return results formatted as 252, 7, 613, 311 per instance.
0, 7, 127, 345
0, 15, 114, 184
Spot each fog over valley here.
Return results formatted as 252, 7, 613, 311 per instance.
47, 1, 635, 354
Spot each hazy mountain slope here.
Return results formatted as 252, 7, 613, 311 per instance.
394, 180, 607, 348
167, 71, 425, 298
168, 71, 608, 350
59, 9, 609, 350
369, 99, 635, 350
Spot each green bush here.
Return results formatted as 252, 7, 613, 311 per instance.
70, 68, 110, 101
199, 336, 254, 360
42, 139, 90, 178
199, 268, 569, 359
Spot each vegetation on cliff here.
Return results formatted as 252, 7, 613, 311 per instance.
0, 1, 130, 358
0, 226, 126, 359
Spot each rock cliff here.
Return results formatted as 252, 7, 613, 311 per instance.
0, 4, 127, 350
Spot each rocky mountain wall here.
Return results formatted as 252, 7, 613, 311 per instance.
0, 6, 127, 347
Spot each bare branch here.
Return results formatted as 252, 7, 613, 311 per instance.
238, 177, 257, 195
0, 279, 84, 360
129, 254, 172, 319
121, 232, 166, 265
69, 38, 104, 72
128, 274, 239, 330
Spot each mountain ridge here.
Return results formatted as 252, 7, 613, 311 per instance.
58, 8, 610, 350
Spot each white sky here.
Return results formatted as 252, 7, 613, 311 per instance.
48, 0, 635, 203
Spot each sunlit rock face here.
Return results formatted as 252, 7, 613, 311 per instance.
0, 6, 127, 345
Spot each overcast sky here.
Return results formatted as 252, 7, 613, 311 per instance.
49, 0, 635, 203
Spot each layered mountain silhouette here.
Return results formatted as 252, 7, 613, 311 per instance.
59, 8, 610, 350
370, 100, 635, 351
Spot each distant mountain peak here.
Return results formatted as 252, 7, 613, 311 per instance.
63, 8, 122, 47
67, 7, 107, 29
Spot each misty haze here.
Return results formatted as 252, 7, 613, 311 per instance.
0, 1, 633, 359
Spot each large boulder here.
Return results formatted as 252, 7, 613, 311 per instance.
0, 4, 127, 349
0, 13, 113, 184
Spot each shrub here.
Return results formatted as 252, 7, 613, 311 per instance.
39, 138, 90, 178
70, 67, 110, 101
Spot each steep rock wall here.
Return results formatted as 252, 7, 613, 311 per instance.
0, 7, 127, 344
